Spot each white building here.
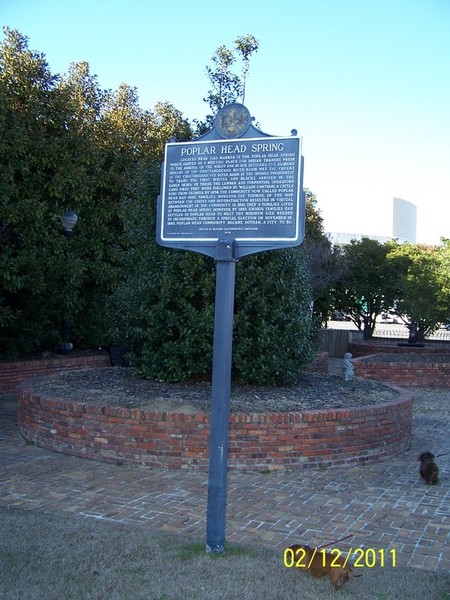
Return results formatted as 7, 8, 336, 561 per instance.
392, 197, 417, 243
326, 197, 417, 245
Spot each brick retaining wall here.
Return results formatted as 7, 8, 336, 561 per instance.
354, 354, 450, 387
18, 378, 413, 472
0, 353, 110, 395
349, 339, 450, 358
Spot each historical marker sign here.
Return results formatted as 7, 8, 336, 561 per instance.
155, 104, 306, 555
157, 134, 304, 258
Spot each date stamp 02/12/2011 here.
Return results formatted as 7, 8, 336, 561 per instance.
283, 546, 397, 570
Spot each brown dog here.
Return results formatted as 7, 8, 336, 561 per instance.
288, 544, 359, 591
418, 451, 439, 485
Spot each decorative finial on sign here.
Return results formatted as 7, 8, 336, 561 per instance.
291, 129, 298, 136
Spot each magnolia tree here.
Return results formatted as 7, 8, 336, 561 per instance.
0, 28, 190, 356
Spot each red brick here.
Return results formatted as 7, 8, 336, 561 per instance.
9, 355, 417, 472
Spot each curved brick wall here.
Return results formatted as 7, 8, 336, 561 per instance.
0, 353, 110, 394
18, 378, 413, 472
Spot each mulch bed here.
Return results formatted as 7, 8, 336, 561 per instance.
32, 367, 399, 413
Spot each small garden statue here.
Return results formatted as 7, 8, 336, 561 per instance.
342, 352, 354, 381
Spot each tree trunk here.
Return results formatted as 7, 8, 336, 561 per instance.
363, 321, 373, 340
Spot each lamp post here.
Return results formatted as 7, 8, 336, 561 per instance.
59, 209, 78, 354
60, 209, 78, 237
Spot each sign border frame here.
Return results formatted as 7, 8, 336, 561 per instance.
157, 137, 304, 258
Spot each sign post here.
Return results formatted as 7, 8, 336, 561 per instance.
205, 239, 236, 553
157, 103, 305, 553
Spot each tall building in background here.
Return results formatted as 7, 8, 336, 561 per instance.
392, 197, 417, 243
327, 197, 417, 245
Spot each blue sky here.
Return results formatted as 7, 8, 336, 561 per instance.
2, 0, 450, 244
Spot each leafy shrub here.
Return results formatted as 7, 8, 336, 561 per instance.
108, 170, 320, 384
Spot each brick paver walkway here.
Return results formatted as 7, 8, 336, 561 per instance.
1, 388, 449, 573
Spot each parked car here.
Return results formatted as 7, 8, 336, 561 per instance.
332, 311, 351, 321
381, 310, 399, 324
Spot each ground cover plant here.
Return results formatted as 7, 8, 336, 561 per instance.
1, 507, 448, 600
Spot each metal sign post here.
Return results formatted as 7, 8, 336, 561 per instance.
205, 239, 236, 553
156, 104, 305, 554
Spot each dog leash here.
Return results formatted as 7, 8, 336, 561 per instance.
435, 452, 449, 458
317, 534, 353, 549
